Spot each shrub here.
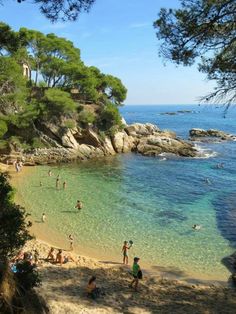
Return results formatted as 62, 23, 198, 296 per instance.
97, 103, 122, 131
31, 137, 46, 149
15, 260, 41, 291
0, 120, 8, 138
43, 89, 77, 115
64, 119, 76, 129
78, 110, 95, 126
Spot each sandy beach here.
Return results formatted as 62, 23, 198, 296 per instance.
23, 238, 236, 314
2, 163, 236, 313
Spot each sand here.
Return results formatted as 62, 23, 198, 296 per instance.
3, 163, 236, 313
23, 239, 236, 314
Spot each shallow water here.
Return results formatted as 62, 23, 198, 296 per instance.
12, 105, 236, 281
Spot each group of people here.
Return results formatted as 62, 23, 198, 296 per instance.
46, 247, 76, 266
10, 249, 40, 273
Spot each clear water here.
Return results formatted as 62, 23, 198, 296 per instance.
13, 105, 236, 281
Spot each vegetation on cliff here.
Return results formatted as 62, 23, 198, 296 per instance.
0, 22, 127, 153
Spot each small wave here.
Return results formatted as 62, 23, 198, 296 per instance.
193, 144, 218, 159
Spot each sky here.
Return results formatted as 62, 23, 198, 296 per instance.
0, 0, 215, 105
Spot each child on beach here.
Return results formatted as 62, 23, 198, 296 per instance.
130, 257, 142, 291
86, 276, 102, 299
122, 240, 132, 265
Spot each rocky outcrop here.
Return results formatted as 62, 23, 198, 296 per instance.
1, 122, 200, 165
189, 128, 236, 142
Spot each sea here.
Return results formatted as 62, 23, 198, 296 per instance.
13, 104, 236, 282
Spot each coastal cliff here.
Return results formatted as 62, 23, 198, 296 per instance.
0, 120, 198, 165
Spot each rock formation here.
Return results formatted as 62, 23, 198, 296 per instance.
0, 123, 199, 165
189, 128, 236, 142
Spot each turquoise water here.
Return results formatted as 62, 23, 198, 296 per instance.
13, 105, 236, 281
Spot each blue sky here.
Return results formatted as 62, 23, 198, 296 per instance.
0, 0, 215, 105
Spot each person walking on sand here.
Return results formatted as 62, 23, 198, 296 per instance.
130, 257, 142, 291
68, 234, 74, 250
41, 213, 46, 223
122, 240, 132, 265
75, 200, 83, 210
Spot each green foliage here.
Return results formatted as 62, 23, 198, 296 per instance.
0, 119, 8, 138
154, 0, 236, 106
78, 109, 96, 126
0, 139, 8, 150
64, 119, 76, 129
31, 137, 46, 149
103, 75, 127, 106
0, 56, 28, 111
0, 173, 32, 260
42, 88, 77, 115
15, 260, 41, 291
97, 103, 122, 131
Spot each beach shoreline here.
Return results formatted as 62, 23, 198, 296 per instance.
2, 162, 236, 313
24, 237, 236, 314
6, 163, 231, 284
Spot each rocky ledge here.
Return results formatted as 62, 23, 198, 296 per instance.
189, 128, 236, 142
0, 123, 198, 165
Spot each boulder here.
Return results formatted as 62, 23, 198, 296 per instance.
111, 131, 134, 153
125, 123, 159, 137
189, 128, 236, 141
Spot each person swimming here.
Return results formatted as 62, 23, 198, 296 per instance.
192, 224, 201, 230
75, 200, 83, 210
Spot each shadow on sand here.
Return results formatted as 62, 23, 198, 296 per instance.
38, 264, 236, 314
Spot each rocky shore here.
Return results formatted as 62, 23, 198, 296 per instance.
0, 123, 198, 165
189, 128, 236, 142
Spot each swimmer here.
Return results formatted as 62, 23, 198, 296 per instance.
205, 178, 211, 184
40, 181, 42, 187
75, 200, 83, 210
192, 224, 201, 230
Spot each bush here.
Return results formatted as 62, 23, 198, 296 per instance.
0, 120, 8, 138
78, 110, 95, 126
15, 260, 41, 291
31, 137, 46, 149
43, 89, 77, 115
97, 103, 122, 131
64, 119, 76, 129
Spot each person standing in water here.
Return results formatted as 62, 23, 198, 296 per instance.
68, 234, 74, 250
122, 241, 132, 265
41, 213, 46, 223
56, 176, 60, 189
63, 181, 67, 189
48, 170, 52, 176
75, 200, 83, 210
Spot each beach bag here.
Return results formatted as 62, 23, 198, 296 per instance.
137, 270, 143, 279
